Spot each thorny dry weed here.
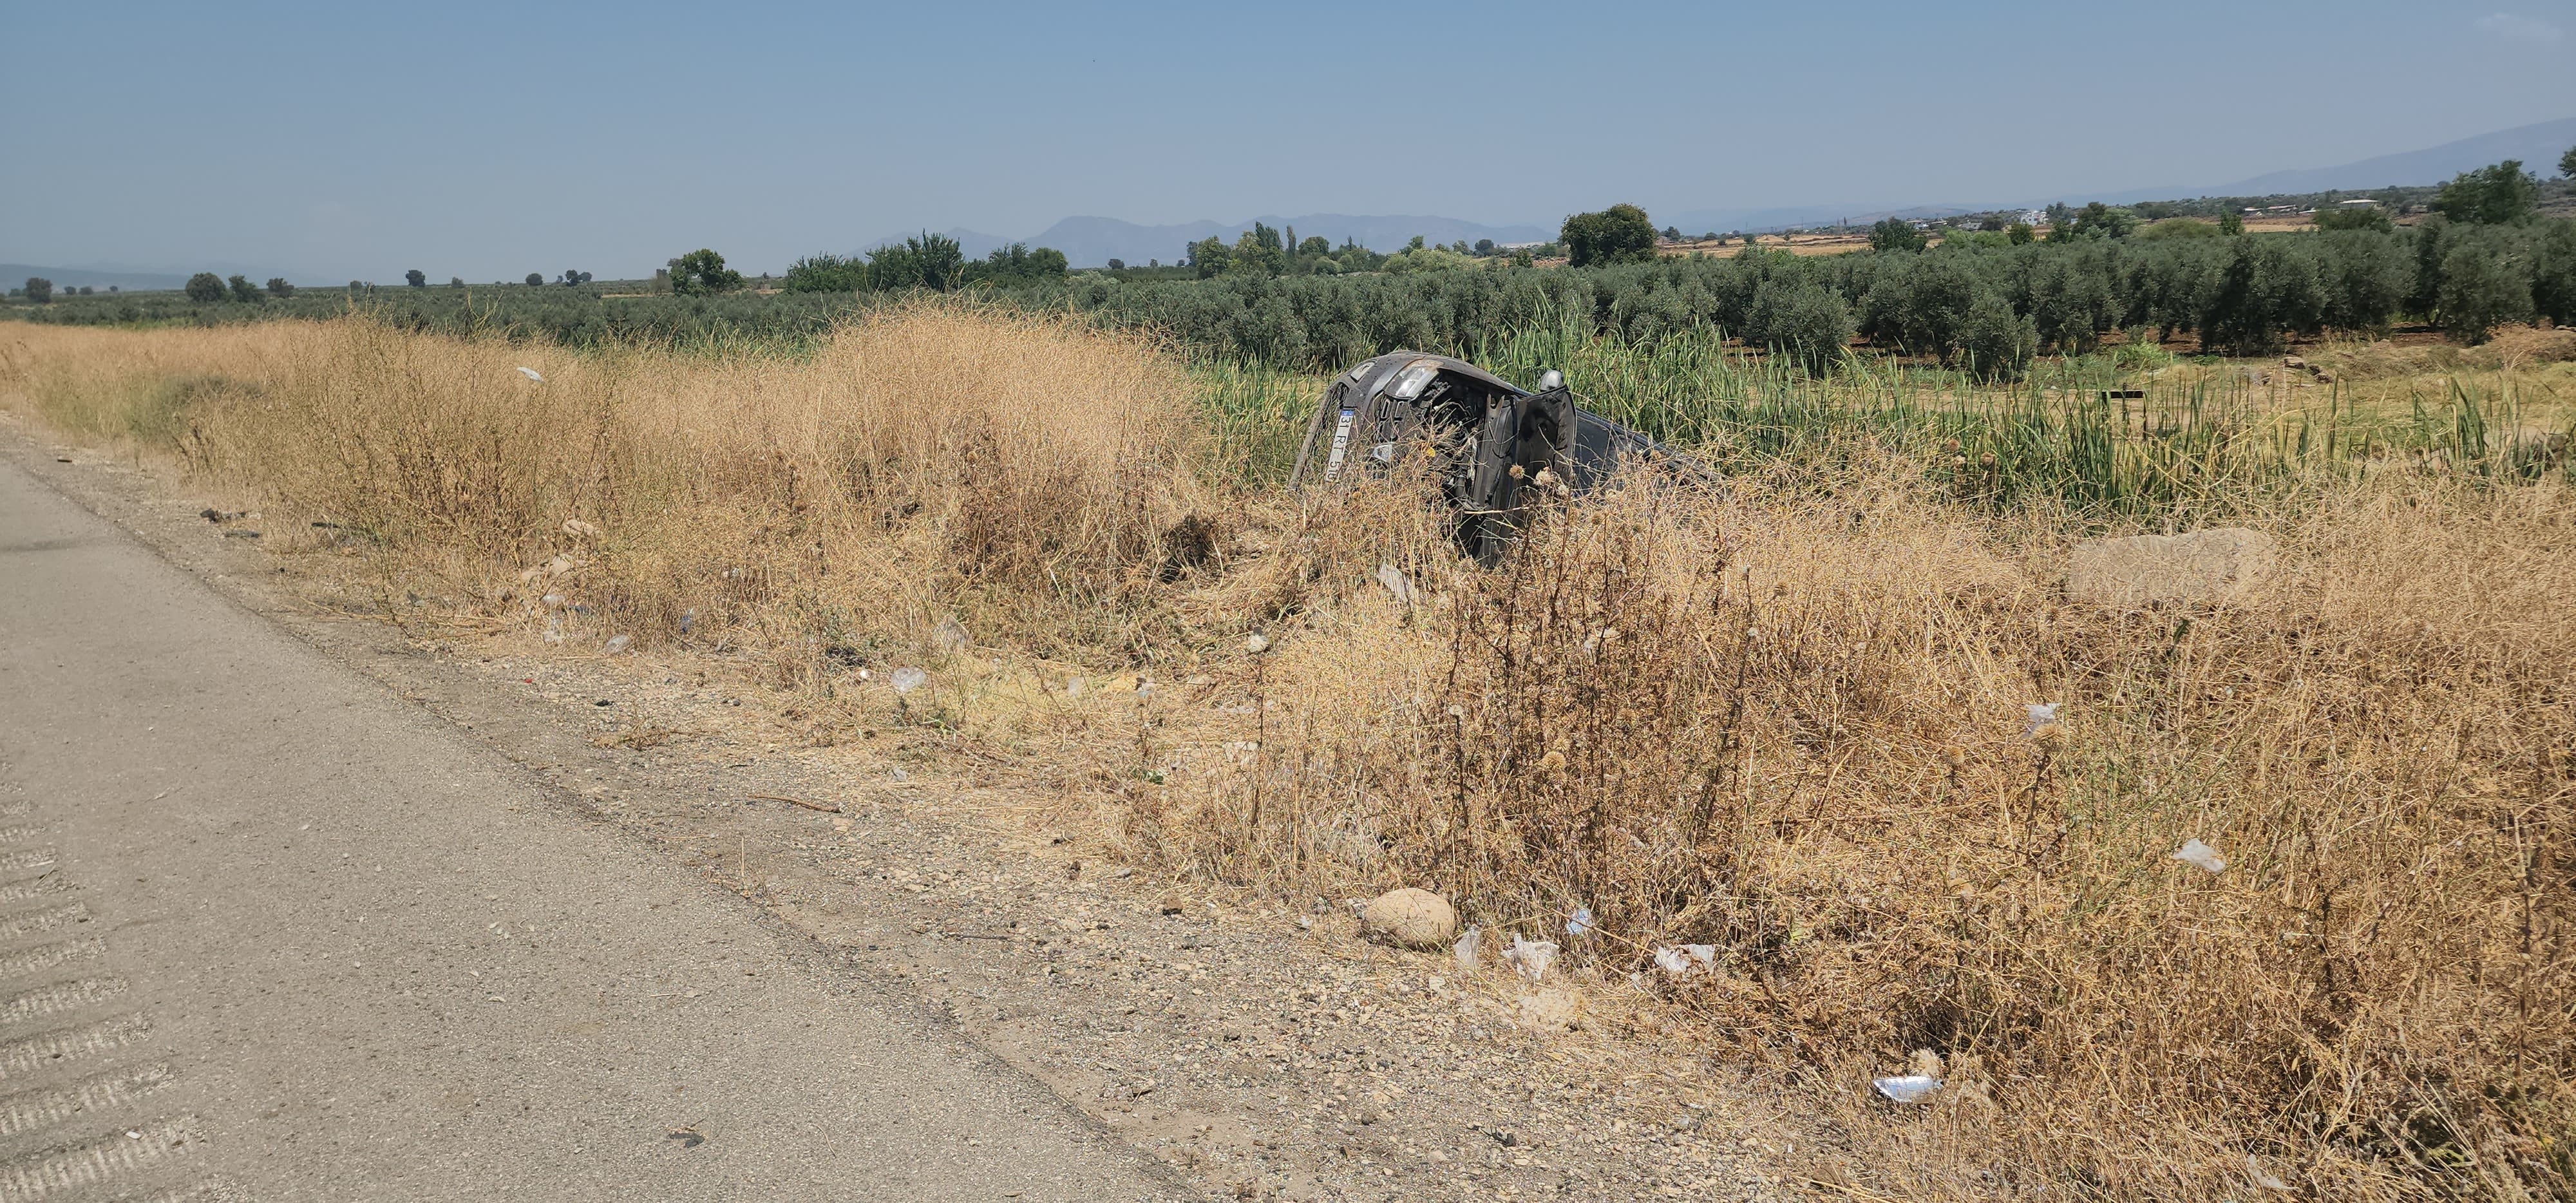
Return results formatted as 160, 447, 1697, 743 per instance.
2, 308, 2569, 1201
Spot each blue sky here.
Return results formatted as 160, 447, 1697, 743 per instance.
4, 0, 2571, 280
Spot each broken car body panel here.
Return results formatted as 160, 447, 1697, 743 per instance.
1290, 350, 1703, 563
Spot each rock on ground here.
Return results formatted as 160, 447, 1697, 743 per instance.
2066, 527, 2274, 608
1360, 888, 1457, 950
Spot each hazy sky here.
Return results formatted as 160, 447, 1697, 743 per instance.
5, 0, 2571, 280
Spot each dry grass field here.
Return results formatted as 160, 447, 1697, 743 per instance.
3, 308, 2570, 1200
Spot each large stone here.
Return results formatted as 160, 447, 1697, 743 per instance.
1359, 888, 1457, 951
2066, 527, 2275, 608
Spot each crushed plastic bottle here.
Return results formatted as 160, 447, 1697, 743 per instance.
1453, 925, 1481, 972
889, 667, 927, 695
516, 366, 544, 383
1654, 944, 1718, 978
1872, 1074, 1942, 1103
2245, 1154, 2292, 1193
677, 609, 696, 634
1501, 936, 1558, 982
1376, 563, 1415, 605
1566, 907, 1595, 938
603, 634, 632, 655
1243, 632, 1271, 654
2174, 838, 2228, 874
934, 616, 970, 654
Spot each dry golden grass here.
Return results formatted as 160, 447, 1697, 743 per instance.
3, 309, 2569, 1200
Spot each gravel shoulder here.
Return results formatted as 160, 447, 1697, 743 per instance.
2, 418, 1806, 1202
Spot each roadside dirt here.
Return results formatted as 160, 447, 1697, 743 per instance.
1, 416, 1813, 1202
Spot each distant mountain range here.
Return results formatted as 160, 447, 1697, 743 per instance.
1663, 118, 2576, 234
2098, 116, 2576, 204
18, 119, 2570, 289
857, 214, 1556, 269
1, 263, 195, 292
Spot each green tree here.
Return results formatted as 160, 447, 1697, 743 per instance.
1560, 204, 1658, 267
2218, 209, 2246, 236
265, 277, 294, 298
228, 274, 260, 302
405, 269, 428, 288
185, 272, 225, 303
21, 277, 50, 304
963, 243, 1070, 284
1229, 223, 1286, 276
2561, 144, 2576, 179
1105, 258, 1125, 271
1867, 217, 1926, 252
2432, 160, 2539, 225
782, 252, 866, 293
1186, 235, 1231, 278
2064, 202, 2136, 240
1957, 292, 2037, 381
525, 272, 545, 287
2006, 222, 2036, 245
2313, 204, 2393, 233
449, 276, 464, 288
2435, 227, 2533, 343
862, 234, 962, 291
1299, 236, 1331, 258
668, 249, 746, 296
1743, 276, 1853, 373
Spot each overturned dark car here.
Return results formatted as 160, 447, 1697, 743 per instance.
1289, 352, 1705, 564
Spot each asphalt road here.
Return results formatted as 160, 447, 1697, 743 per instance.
0, 459, 1183, 1200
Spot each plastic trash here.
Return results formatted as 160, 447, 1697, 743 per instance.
1453, 925, 1481, 972
1376, 564, 1415, 605
1243, 632, 1271, 654
2245, 1154, 2291, 1193
677, 610, 696, 634
1654, 944, 1718, 978
1501, 936, 1558, 981
2025, 702, 2061, 737
1566, 907, 1595, 938
1065, 676, 1086, 699
889, 667, 927, 695
516, 366, 544, 383
934, 616, 969, 653
542, 616, 565, 645
541, 592, 566, 610
2174, 838, 2228, 874
1873, 1074, 1942, 1103
603, 634, 632, 655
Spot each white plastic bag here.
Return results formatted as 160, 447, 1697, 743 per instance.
2174, 838, 2227, 874
1502, 936, 1558, 982
2025, 702, 2061, 737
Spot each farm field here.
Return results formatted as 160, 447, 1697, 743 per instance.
3, 298, 2570, 1200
